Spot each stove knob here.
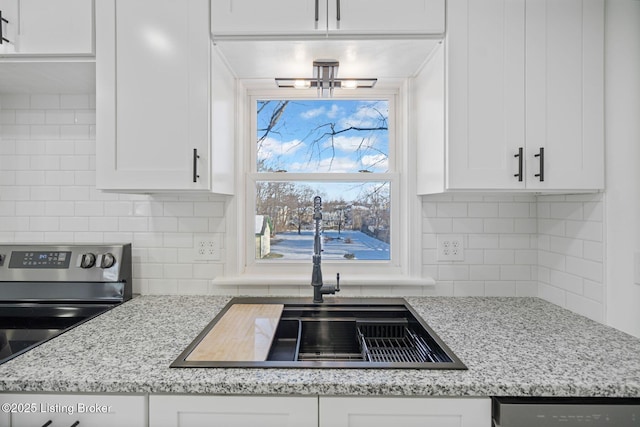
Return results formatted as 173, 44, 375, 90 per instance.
80, 253, 96, 269
100, 252, 116, 269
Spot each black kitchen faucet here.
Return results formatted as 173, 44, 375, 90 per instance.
311, 196, 340, 303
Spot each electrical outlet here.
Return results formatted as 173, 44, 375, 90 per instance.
437, 235, 464, 261
194, 234, 220, 261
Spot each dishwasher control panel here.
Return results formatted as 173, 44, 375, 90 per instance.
493, 397, 640, 426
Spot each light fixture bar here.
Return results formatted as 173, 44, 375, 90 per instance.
275, 59, 377, 97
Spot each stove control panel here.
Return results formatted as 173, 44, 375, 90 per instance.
9, 251, 72, 269
0, 244, 131, 284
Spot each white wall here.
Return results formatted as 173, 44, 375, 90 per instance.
604, 0, 640, 337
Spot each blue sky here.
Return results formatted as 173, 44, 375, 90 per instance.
256, 99, 389, 174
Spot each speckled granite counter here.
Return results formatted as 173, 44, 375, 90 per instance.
1, 296, 639, 397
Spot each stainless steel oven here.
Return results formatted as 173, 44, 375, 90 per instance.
0, 243, 132, 365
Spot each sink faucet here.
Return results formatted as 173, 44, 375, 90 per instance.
311, 196, 340, 303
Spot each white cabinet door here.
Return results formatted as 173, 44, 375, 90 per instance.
525, 0, 604, 190
211, 0, 444, 37
327, 0, 445, 35
1, 394, 146, 427
420, 0, 604, 194
0, 0, 93, 55
211, 0, 324, 37
446, 0, 526, 190
96, 0, 212, 191
319, 397, 491, 427
0, 0, 18, 54
149, 395, 318, 427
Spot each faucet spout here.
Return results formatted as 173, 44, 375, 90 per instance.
311, 196, 339, 303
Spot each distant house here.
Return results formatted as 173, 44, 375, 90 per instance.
255, 215, 271, 259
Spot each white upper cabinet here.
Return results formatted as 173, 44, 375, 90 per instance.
0, 0, 93, 55
417, 0, 604, 193
525, 0, 604, 191
446, 0, 526, 190
326, 0, 445, 35
96, 0, 234, 193
211, 0, 445, 38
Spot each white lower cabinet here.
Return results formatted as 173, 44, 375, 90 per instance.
149, 395, 318, 427
0, 393, 146, 427
0, 408, 8, 426
319, 397, 491, 427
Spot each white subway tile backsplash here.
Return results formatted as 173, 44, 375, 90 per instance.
436, 202, 468, 217
538, 193, 604, 322
31, 94, 60, 109
16, 111, 45, 125
499, 202, 532, 218
45, 111, 76, 125
483, 218, 514, 233
1, 94, 30, 109
60, 94, 90, 109
0, 94, 606, 322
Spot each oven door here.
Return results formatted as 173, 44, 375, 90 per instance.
0, 303, 114, 364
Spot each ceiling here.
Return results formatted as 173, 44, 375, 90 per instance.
214, 39, 441, 82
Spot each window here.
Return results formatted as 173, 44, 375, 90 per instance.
252, 98, 393, 264
246, 95, 400, 273
231, 86, 422, 285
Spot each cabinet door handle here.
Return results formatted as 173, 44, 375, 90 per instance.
336, 0, 341, 21
41, 421, 53, 427
315, 0, 319, 22
514, 147, 523, 182
70, 422, 80, 427
193, 148, 200, 183
0, 10, 10, 44
534, 147, 544, 182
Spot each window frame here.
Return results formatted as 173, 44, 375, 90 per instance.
225, 82, 423, 286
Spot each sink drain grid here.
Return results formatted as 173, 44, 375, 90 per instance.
357, 323, 451, 363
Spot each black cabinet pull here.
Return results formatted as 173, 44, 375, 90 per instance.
514, 147, 523, 182
315, 0, 319, 22
0, 10, 10, 44
534, 147, 544, 181
192, 148, 200, 183
70, 422, 80, 427
336, 0, 341, 21
41, 421, 52, 427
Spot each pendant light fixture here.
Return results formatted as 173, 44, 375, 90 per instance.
275, 60, 377, 98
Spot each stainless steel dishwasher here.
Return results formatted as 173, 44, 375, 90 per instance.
493, 397, 640, 426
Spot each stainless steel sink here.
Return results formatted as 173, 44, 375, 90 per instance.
171, 297, 467, 369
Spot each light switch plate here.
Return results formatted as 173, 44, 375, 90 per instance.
634, 252, 640, 285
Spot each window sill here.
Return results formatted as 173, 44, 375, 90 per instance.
211, 274, 435, 287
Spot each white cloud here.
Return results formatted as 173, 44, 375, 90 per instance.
257, 137, 305, 161
326, 104, 341, 119
361, 154, 388, 171
300, 106, 326, 119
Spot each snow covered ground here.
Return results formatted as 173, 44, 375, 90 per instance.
269, 230, 390, 260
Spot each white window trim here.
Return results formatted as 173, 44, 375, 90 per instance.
216, 80, 430, 288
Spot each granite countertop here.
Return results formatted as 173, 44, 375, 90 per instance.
1, 295, 639, 397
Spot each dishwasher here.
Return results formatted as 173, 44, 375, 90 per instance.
492, 397, 640, 426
